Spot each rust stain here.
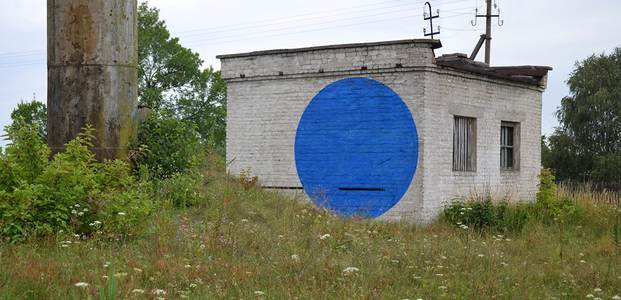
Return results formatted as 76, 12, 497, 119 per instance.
65, 3, 95, 64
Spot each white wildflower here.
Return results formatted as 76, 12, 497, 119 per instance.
586, 294, 594, 298
593, 288, 601, 292
254, 291, 265, 295
319, 234, 331, 240
74, 204, 80, 208
74, 282, 89, 288
78, 212, 84, 216
118, 212, 127, 216
438, 286, 447, 290
241, 219, 249, 223
291, 254, 300, 262
478, 254, 485, 258
133, 268, 143, 273
342, 267, 360, 275
131, 289, 145, 294
71, 209, 78, 215
152, 289, 166, 296
189, 283, 197, 288
184, 264, 192, 268
103, 261, 110, 268
611, 295, 621, 300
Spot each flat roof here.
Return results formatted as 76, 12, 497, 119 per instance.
436, 53, 552, 86
216, 39, 442, 59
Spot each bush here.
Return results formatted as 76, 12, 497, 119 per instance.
133, 112, 205, 179
153, 172, 206, 208
0, 125, 153, 242
443, 200, 530, 233
536, 168, 578, 222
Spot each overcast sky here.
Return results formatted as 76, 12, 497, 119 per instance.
1, 0, 620, 146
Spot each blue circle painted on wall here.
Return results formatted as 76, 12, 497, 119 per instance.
295, 77, 419, 218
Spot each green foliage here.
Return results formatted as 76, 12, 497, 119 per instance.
443, 200, 530, 233
134, 112, 204, 179
153, 172, 206, 208
138, 2, 227, 153
546, 48, 621, 182
7, 100, 47, 141
1, 157, 620, 299
592, 153, 621, 185
0, 125, 153, 242
536, 168, 578, 222
138, 2, 203, 111
543, 132, 585, 181
536, 169, 557, 209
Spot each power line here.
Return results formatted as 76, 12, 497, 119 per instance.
0, 0, 473, 59
0, 0, 478, 68
177, 0, 469, 36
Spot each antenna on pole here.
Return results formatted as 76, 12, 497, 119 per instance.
423, 2, 440, 39
470, 0, 504, 64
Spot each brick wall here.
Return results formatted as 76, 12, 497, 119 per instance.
220, 40, 544, 223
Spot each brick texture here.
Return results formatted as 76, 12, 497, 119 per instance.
219, 40, 546, 223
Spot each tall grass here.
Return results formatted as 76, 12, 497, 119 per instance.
558, 182, 621, 206
0, 166, 620, 299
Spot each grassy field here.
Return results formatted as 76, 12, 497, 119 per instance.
1, 166, 620, 299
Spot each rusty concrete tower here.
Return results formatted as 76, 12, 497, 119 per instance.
47, 0, 138, 160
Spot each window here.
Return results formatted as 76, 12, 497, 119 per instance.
500, 122, 520, 170
453, 116, 477, 172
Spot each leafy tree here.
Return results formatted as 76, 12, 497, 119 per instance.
138, 2, 227, 152
6, 101, 47, 141
546, 48, 621, 185
134, 112, 203, 179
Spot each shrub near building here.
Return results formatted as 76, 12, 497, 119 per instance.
0, 125, 153, 242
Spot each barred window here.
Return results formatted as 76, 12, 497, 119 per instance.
453, 116, 477, 172
500, 122, 520, 170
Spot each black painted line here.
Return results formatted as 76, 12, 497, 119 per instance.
262, 186, 304, 190
338, 187, 385, 192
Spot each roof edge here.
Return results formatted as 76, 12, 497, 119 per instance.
216, 39, 442, 59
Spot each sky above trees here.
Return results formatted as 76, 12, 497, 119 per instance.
1, 0, 620, 145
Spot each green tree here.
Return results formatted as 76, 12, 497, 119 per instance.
4, 3, 227, 156
6, 101, 47, 141
546, 48, 621, 184
138, 2, 227, 152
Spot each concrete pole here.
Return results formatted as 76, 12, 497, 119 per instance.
47, 0, 138, 160
484, 0, 492, 65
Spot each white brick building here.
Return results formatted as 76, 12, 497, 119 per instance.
217, 39, 550, 223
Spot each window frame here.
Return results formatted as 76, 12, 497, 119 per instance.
452, 116, 477, 172
500, 121, 520, 171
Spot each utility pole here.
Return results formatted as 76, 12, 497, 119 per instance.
423, 2, 440, 39
47, 0, 138, 160
470, 0, 503, 65
484, 0, 492, 64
